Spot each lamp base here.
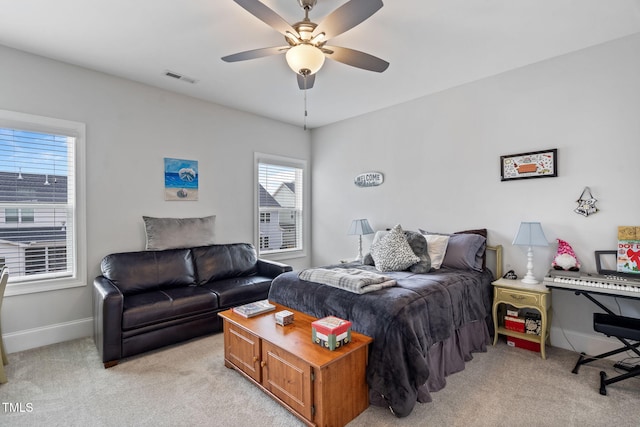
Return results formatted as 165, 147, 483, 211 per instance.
521, 246, 539, 284
355, 236, 364, 263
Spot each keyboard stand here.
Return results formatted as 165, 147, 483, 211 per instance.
547, 286, 640, 389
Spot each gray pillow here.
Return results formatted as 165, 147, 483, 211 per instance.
443, 233, 486, 271
420, 228, 486, 271
143, 215, 216, 250
370, 224, 420, 272
404, 230, 431, 273
363, 229, 431, 273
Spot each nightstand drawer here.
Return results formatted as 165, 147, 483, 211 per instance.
496, 287, 541, 307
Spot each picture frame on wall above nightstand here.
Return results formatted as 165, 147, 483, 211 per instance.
500, 149, 557, 181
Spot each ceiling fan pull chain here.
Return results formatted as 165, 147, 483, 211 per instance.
303, 74, 308, 130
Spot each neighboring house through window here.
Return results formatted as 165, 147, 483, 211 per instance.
0, 109, 86, 296
255, 153, 306, 258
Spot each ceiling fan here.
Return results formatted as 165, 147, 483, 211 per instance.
222, 0, 389, 90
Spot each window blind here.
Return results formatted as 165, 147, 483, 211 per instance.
0, 127, 76, 281
257, 160, 303, 255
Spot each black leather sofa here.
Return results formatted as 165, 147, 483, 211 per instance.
93, 243, 291, 368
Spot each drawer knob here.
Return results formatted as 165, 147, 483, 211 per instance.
253, 356, 258, 363
260, 361, 267, 368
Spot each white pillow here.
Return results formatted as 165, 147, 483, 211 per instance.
370, 224, 420, 272
422, 234, 450, 270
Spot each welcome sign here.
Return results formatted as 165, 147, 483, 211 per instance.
354, 171, 384, 187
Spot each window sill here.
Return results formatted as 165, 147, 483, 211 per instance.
259, 250, 307, 263
5, 277, 87, 297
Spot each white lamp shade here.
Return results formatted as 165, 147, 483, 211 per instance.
347, 219, 374, 236
285, 44, 325, 75
512, 222, 548, 247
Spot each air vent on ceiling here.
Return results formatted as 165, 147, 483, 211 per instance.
163, 70, 198, 84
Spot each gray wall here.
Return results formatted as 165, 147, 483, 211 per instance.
0, 45, 311, 352
310, 34, 640, 355
2, 33, 640, 357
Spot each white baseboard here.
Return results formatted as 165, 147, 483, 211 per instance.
550, 326, 631, 362
2, 317, 93, 354
1, 319, 631, 361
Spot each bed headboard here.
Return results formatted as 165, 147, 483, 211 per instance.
486, 245, 503, 279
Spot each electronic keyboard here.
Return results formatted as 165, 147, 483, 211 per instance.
543, 270, 640, 299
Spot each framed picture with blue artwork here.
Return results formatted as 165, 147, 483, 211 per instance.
164, 157, 198, 201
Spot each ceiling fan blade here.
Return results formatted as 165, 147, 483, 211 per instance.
314, 0, 383, 40
233, 0, 299, 37
297, 73, 315, 90
221, 46, 289, 62
324, 46, 389, 72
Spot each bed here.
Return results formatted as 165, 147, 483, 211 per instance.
267, 225, 502, 417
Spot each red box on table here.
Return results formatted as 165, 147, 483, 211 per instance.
311, 316, 352, 351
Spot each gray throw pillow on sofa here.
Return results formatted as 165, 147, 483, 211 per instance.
143, 215, 216, 250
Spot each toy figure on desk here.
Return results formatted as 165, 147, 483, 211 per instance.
552, 239, 580, 271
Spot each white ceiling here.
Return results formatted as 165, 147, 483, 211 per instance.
1, 0, 640, 129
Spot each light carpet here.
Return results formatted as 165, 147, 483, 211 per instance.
1, 333, 639, 426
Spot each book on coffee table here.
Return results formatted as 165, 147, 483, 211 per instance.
232, 300, 276, 318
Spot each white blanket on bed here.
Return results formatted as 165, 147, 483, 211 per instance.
298, 267, 397, 294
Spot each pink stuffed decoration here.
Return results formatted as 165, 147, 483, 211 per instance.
552, 239, 580, 271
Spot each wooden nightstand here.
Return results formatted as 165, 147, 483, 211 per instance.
492, 278, 551, 359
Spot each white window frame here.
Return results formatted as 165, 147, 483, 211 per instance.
0, 109, 86, 296
254, 152, 307, 261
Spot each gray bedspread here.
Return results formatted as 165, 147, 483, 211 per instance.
268, 263, 493, 417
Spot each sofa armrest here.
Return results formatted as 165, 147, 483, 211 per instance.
93, 276, 124, 367
256, 259, 293, 278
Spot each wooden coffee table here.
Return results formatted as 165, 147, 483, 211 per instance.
218, 303, 372, 427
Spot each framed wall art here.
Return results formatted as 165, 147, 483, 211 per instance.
164, 157, 198, 201
500, 149, 557, 181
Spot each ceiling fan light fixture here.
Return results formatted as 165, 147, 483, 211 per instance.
284, 31, 300, 46
285, 44, 325, 75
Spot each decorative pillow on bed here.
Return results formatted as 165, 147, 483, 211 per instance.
362, 231, 387, 266
420, 228, 487, 271
143, 215, 216, 250
454, 228, 488, 270
364, 229, 431, 273
421, 234, 449, 270
404, 230, 431, 273
370, 224, 420, 272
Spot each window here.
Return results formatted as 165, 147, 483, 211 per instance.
255, 153, 306, 258
0, 110, 86, 296
4, 208, 18, 223
4, 207, 34, 223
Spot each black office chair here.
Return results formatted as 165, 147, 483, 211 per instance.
592, 312, 640, 395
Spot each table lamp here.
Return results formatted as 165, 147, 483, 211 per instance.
512, 222, 548, 284
347, 219, 374, 263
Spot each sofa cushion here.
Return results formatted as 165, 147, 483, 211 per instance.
101, 248, 195, 295
203, 276, 272, 308
122, 286, 218, 330
192, 243, 259, 284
